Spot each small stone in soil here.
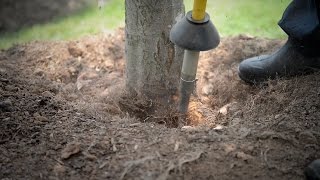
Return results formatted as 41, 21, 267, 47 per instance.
0, 99, 13, 111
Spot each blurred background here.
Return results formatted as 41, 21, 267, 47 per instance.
0, 0, 291, 49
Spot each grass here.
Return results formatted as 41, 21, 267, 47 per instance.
0, 0, 291, 49
196, 0, 291, 38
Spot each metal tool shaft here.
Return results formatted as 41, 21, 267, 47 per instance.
178, 50, 200, 113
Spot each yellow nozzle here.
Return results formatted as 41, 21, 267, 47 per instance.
192, 0, 207, 21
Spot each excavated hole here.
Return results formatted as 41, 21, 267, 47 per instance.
117, 94, 206, 128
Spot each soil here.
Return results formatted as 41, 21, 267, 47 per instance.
1, 29, 320, 180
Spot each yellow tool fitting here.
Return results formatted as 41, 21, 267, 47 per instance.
192, 0, 207, 21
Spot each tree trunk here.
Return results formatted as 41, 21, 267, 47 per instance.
125, 0, 184, 105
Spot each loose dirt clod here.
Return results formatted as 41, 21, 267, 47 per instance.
61, 142, 81, 159
53, 164, 66, 175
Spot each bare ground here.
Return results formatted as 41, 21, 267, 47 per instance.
0, 29, 319, 180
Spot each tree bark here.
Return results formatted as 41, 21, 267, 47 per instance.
125, 0, 184, 104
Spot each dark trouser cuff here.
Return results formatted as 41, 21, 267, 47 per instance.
278, 0, 320, 54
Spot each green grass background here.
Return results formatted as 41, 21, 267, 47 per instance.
0, 0, 291, 49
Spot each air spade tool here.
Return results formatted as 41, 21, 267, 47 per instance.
170, 0, 220, 114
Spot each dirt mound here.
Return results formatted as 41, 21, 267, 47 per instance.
0, 29, 319, 180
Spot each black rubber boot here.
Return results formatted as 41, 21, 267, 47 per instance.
305, 159, 320, 180
238, 38, 320, 84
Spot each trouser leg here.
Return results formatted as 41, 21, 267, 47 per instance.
278, 0, 320, 56
237, 0, 320, 84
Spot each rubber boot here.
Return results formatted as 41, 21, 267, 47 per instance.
305, 159, 320, 180
238, 38, 320, 84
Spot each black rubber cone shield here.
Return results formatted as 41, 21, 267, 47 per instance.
170, 11, 220, 51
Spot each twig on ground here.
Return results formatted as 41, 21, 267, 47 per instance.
156, 151, 204, 180
156, 162, 176, 180
178, 151, 203, 174
120, 156, 155, 180
262, 148, 270, 168
111, 138, 117, 152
